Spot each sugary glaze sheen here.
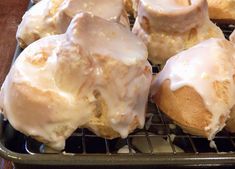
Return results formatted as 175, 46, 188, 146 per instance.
137, 0, 209, 33
17, 0, 129, 48
0, 13, 152, 150
151, 38, 235, 139
144, 0, 190, 10
32, 0, 139, 16
132, 0, 224, 64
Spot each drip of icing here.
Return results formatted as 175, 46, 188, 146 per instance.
117, 145, 136, 153
209, 140, 218, 150
65, 13, 151, 138
151, 38, 235, 139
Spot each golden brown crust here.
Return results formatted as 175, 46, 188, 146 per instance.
86, 117, 140, 139
123, 0, 133, 14
153, 79, 212, 137
84, 89, 140, 139
207, 0, 235, 20
123, 0, 139, 16
226, 106, 235, 133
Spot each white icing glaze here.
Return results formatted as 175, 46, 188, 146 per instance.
67, 14, 146, 65
151, 38, 235, 139
17, 0, 129, 47
1, 13, 152, 150
60, 0, 123, 21
132, 0, 224, 64
117, 145, 136, 153
209, 140, 218, 150
137, 0, 208, 33
132, 16, 224, 64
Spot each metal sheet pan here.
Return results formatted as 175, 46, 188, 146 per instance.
0, 1, 235, 169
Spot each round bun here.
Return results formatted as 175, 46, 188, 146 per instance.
151, 38, 235, 139
153, 80, 213, 137
0, 13, 152, 150
132, 0, 224, 64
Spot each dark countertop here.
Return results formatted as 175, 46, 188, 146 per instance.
0, 0, 28, 84
0, 0, 29, 168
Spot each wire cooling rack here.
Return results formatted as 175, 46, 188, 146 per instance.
21, 100, 235, 155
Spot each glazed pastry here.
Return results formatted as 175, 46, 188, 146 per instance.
132, 0, 224, 65
207, 0, 235, 21
17, 0, 129, 48
151, 38, 235, 139
0, 13, 152, 150
230, 30, 235, 43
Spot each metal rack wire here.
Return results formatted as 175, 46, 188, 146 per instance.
23, 100, 235, 155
